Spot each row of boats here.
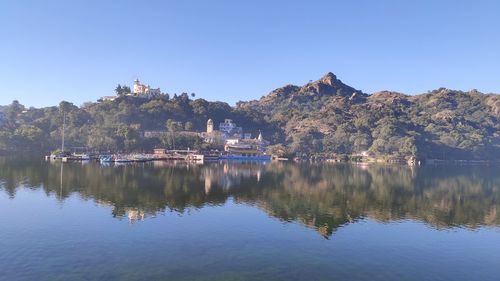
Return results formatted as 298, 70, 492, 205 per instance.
99, 154, 154, 163
98, 153, 202, 163
46, 153, 202, 163
46, 151, 273, 163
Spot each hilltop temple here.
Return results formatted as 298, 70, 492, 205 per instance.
100, 79, 161, 102
133, 79, 161, 97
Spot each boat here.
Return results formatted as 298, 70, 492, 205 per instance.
202, 151, 221, 162
219, 154, 271, 161
46, 112, 68, 161
186, 154, 204, 162
130, 154, 148, 162
71, 153, 91, 161
99, 155, 114, 163
46, 151, 70, 160
221, 154, 271, 161
114, 155, 133, 163
220, 144, 271, 161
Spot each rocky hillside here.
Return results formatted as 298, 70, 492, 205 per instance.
238, 73, 500, 160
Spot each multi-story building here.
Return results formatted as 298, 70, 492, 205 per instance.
99, 79, 161, 102
133, 79, 161, 98
219, 119, 242, 138
221, 131, 270, 160
202, 119, 268, 155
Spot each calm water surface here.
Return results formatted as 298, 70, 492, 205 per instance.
0, 157, 499, 281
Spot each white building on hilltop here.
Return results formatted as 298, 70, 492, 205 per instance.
133, 79, 161, 98
99, 79, 162, 102
219, 119, 242, 138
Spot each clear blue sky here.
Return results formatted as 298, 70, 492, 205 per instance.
1, 0, 499, 107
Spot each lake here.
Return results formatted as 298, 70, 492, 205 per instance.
1, 158, 499, 281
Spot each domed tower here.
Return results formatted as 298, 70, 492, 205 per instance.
207, 119, 214, 133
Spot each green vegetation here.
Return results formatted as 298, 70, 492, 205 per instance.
0, 92, 280, 153
0, 73, 499, 160
238, 73, 500, 160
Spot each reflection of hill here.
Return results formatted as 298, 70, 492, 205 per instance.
0, 157, 499, 238
236, 164, 500, 237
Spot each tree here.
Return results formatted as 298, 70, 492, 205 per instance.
0, 131, 13, 150
14, 125, 45, 149
267, 144, 288, 157
59, 101, 77, 114
114, 84, 131, 96
165, 119, 182, 132
115, 84, 123, 96
86, 127, 117, 151
122, 86, 131, 94
116, 124, 140, 151
4, 100, 24, 121
165, 119, 183, 150
185, 121, 194, 131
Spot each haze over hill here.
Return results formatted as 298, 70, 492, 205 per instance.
0, 72, 499, 161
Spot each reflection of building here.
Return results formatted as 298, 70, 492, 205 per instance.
201, 163, 266, 191
204, 166, 215, 194
94, 200, 149, 224
133, 79, 161, 97
127, 208, 146, 223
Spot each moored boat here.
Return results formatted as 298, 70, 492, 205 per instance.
219, 154, 271, 161
202, 152, 221, 162
114, 155, 133, 163
221, 142, 271, 161
99, 154, 114, 163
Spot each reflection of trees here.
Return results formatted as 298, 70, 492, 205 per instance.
0, 157, 499, 238
235, 164, 500, 237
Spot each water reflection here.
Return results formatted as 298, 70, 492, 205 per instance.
0, 157, 499, 238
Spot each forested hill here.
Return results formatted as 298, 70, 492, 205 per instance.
240, 72, 500, 160
0, 72, 499, 160
0, 94, 279, 154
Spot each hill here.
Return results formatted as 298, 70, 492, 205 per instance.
238, 73, 500, 160
0, 73, 499, 161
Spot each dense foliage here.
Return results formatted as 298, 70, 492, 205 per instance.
0, 73, 499, 160
239, 73, 500, 160
0, 93, 280, 153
